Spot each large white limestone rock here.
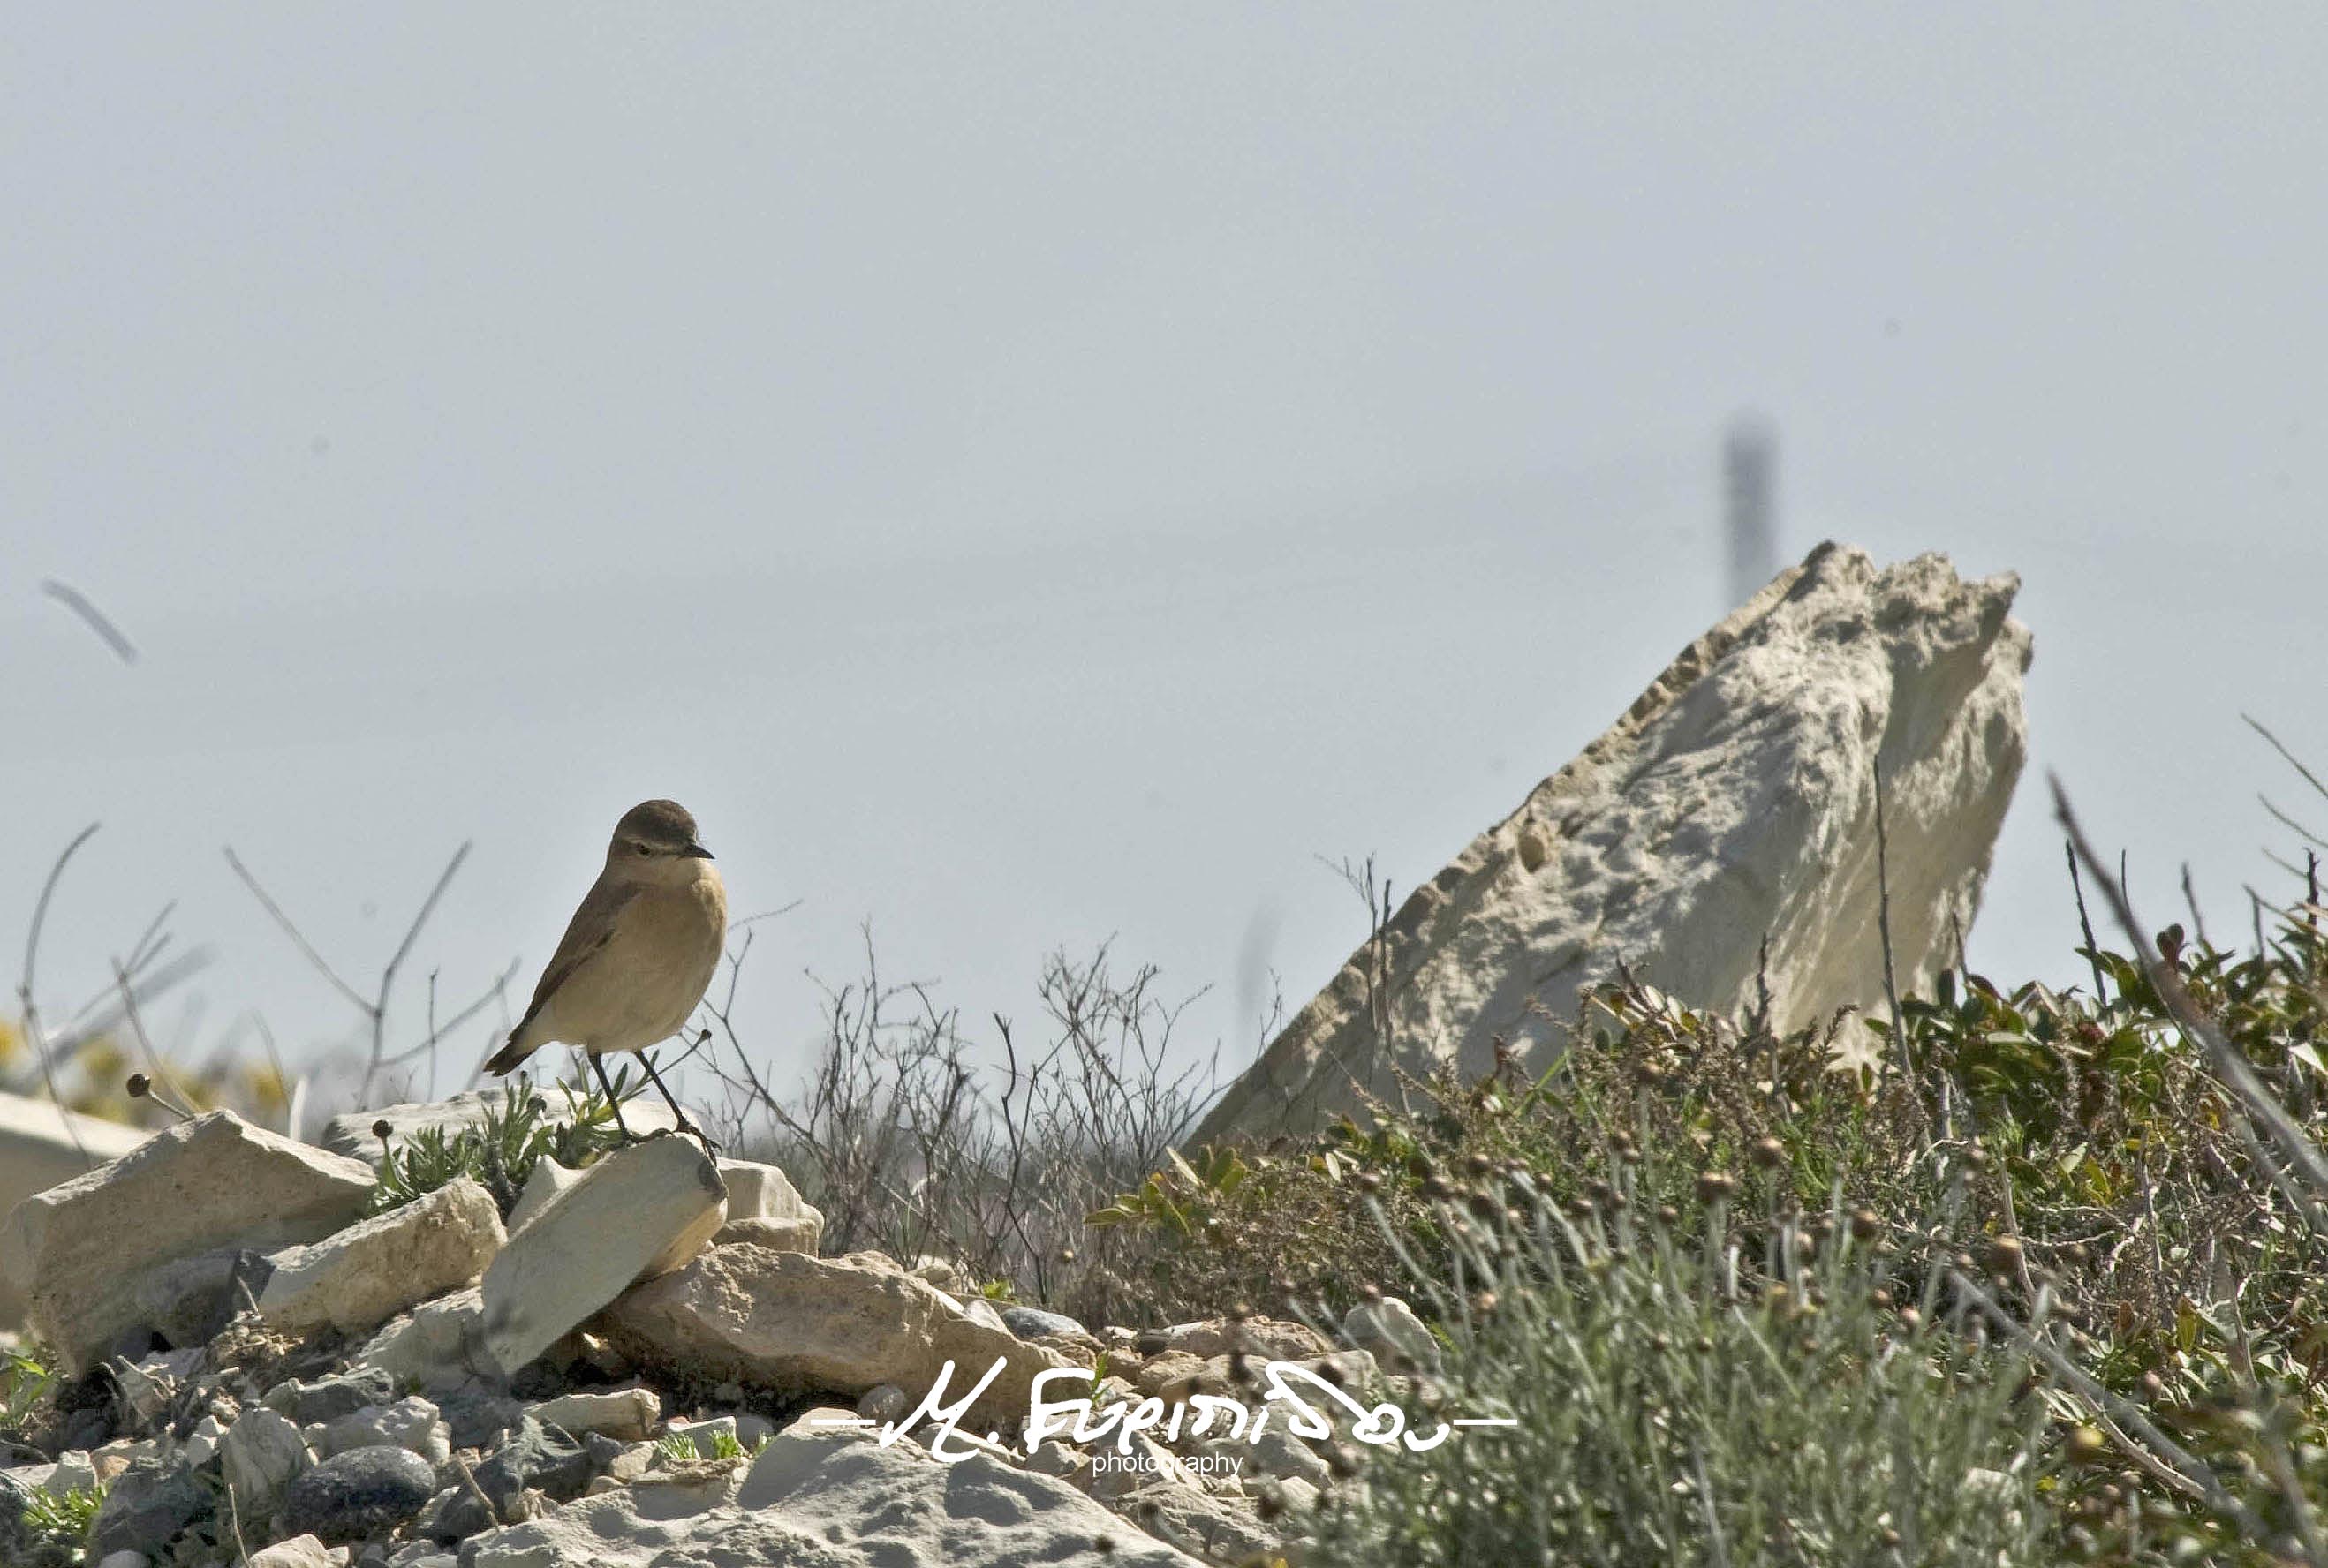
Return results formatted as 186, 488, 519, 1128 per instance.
480, 1135, 726, 1375
0, 1111, 377, 1370
0, 1093, 149, 1325
1197, 544, 2032, 1140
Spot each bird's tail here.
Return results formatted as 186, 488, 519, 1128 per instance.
481, 1029, 535, 1077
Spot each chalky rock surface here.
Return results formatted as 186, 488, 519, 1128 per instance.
710, 1156, 826, 1253
256, 1176, 504, 1337
481, 1135, 726, 1374
601, 1245, 1075, 1434
461, 1429, 1206, 1567
0, 1110, 376, 1370
0, 1091, 148, 1324
1197, 543, 2033, 1139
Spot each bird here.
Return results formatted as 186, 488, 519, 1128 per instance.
483, 799, 727, 1149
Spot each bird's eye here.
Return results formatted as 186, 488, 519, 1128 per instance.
633, 842, 652, 856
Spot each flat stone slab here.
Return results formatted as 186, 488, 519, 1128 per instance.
257, 1177, 504, 1338
480, 1136, 726, 1375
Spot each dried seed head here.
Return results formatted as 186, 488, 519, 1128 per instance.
372, 1118, 394, 1142
126, 1073, 151, 1098
1750, 1136, 1787, 1169
1655, 1204, 1681, 1228
1988, 1236, 2024, 1273
1464, 1153, 1493, 1179
1849, 1207, 1881, 1241
1357, 1171, 1381, 1194
1696, 1172, 1737, 1203
2065, 1426, 2108, 1466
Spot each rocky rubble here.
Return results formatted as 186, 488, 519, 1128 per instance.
0, 1105, 1416, 1565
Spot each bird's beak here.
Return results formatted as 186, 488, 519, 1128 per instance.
683, 842, 714, 860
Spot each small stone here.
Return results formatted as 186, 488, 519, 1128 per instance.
87, 1455, 208, 1559
526, 1387, 660, 1442
94, 1553, 149, 1568
1341, 1296, 1442, 1376
263, 1371, 400, 1427
223, 1405, 313, 1527
180, 1413, 228, 1467
411, 1481, 495, 1544
661, 1414, 737, 1458
246, 1536, 334, 1568
349, 1289, 498, 1392
282, 1446, 437, 1542
473, 1417, 595, 1509
708, 1159, 824, 1253
1000, 1305, 1086, 1340
314, 1397, 451, 1466
856, 1384, 909, 1424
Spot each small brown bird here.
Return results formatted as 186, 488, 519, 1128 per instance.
484, 799, 727, 1147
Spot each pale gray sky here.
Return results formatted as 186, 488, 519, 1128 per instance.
6, 7, 2325, 1113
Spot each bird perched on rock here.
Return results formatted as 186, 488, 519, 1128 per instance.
484, 799, 726, 1148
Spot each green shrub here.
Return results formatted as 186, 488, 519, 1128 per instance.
1309, 1176, 2050, 1567
367, 1073, 636, 1217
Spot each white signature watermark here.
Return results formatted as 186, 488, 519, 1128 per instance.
806, 1356, 1515, 1464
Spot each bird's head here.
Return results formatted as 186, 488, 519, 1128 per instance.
607, 799, 716, 884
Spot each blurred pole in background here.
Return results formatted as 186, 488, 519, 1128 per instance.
1724, 411, 1779, 607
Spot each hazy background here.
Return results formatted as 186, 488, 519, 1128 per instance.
5, 7, 2324, 1117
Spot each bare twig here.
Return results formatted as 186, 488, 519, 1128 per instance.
19, 823, 102, 1167
40, 579, 139, 663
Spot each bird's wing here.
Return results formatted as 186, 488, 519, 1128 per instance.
514, 878, 642, 1035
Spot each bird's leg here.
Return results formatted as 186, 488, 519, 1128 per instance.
590, 1053, 645, 1144
637, 1048, 721, 1157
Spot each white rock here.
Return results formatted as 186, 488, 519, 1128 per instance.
708, 1159, 823, 1253
0, 1111, 376, 1371
1194, 544, 2033, 1137
221, 1405, 312, 1527
257, 1178, 504, 1338
246, 1535, 334, 1568
661, 1414, 737, 1458
1154, 1316, 1331, 1361
0, 1092, 147, 1326
855, 1383, 909, 1424
601, 1246, 1073, 1437
503, 1158, 583, 1237
317, 1090, 675, 1165
1340, 1296, 1441, 1376
349, 1288, 497, 1391
460, 1429, 1205, 1566
181, 1413, 227, 1467
1083, 1431, 1198, 1504
480, 1137, 727, 1376
314, 1397, 451, 1465
527, 1387, 660, 1441
94, 1551, 149, 1568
